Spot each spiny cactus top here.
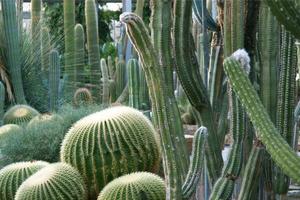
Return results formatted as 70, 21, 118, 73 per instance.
0, 161, 49, 200
27, 113, 63, 129
98, 172, 166, 200
0, 124, 22, 140
61, 106, 161, 199
3, 105, 40, 125
15, 162, 87, 200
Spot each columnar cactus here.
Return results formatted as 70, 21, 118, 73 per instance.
115, 59, 126, 98
0, 82, 5, 125
31, 0, 42, 68
49, 49, 61, 112
41, 27, 51, 82
107, 56, 115, 78
60, 106, 161, 199
3, 105, 40, 125
15, 163, 87, 200
74, 24, 86, 87
100, 59, 109, 106
127, 59, 140, 109
138, 65, 150, 110
98, 172, 165, 200
85, 0, 101, 100
0, 161, 49, 200
0, 0, 26, 104
223, 50, 300, 184
73, 87, 93, 106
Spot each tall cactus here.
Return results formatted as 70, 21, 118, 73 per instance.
85, 0, 101, 101
223, 50, 300, 185
0, 0, 26, 104
49, 49, 61, 112
100, 58, 109, 106
74, 24, 86, 87
0, 82, 4, 125
41, 27, 51, 83
127, 59, 139, 109
115, 59, 126, 98
139, 63, 150, 110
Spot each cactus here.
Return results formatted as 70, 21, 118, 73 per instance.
63, 0, 76, 99
209, 178, 235, 200
41, 27, 51, 82
107, 56, 115, 78
100, 58, 109, 106
192, 0, 218, 31
115, 59, 127, 98
60, 106, 161, 199
49, 49, 61, 112
3, 105, 40, 125
27, 114, 63, 129
0, 161, 49, 200
74, 24, 86, 87
31, 0, 42, 71
0, 82, 5, 125
0, 124, 22, 141
73, 87, 93, 106
15, 163, 87, 200
138, 63, 150, 110
264, 0, 300, 39
223, 50, 300, 184
98, 172, 165, 200
127, 59, 140, 109
0, 0, 26, 104
85, 0, 101, 101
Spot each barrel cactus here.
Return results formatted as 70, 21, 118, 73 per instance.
27, 114, 63, 129
3, 105, 40, 125
98, 172, 166, 200
15, 163, 87, 200
0, 124, 22, 141
73, 87, 93, 106
61, 106, 161, 199
0, 161, 49, 200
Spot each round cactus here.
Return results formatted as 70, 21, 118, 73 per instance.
3, 105, 40, 125
27, 113, 63, 129
0, 124, 22, 141
61, 106, 161, 199
15, 163, 87, 200
98, 172, 166, 200
0, 161, 49, 200
73, 87, 93, 106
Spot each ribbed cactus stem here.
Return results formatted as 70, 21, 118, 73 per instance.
49, 49, 61, 112
85, 0, 101, 101
139, 64, 150, 110
3, 105, 40, 125
223, 51, 300, 184
0, 82, 4, 125
0, 0, 26, 104
107, 56, 114, 78
127, 59, 140, 109
74, 24, 85, 87
115, 59, 126, 98
31, 0, 41, 36
100, 58, 109, 106
41, 27, 51, 82
63, 0, 76, 98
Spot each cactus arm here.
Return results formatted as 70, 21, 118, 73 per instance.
49, 50, 61, 112
264, 0, 300, 39
100, 59, 110, 106
223, 55, 300, 184
74, 24, 86, 88
209, 178, 235, 200
0, 0, 26, 104
182, 127, 207, 199
127, 59, 140, 109
120, 13, 183, 199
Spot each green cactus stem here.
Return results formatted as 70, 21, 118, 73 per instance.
115, 59, 127, 98
74, 24, 86, 87
3, 105, 40, 125
73, 87, 93, 106
49, 49, 61, 112
60, 106, 161, 199
223, 50, 300, 184
98, 172, 166, 200
0, 161, 49, 200
0, 82, 5, 124
138, 63, 150, 110
0, 0, 26, 104
107, 56, 115, 78
127, 59, 140, 109
15, 163, 87, 200
100, 58, 109, 106
41, 27, 51, 82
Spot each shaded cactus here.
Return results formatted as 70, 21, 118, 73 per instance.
0, 82, 5, 125
15, 163, 87, 200
73, 87, 93, 106
0, 0, 26, 103
115, 59, 127, 98
127, 59, 140, 109
98, 172, 165, 200
49, 49, 61, 112
41, 27, 51, 82
138, 63, 150, 110
74, 23, 86, 87
85, 0, 101, 100
60, 106, 161, 199
100, 59, 109, 106
209, 178, 235, 200
0, 161, 49, 200
107, 56, 115, 78
3, 105, 40, 125
0, 124, 22, 141
31, 0, 42, 71
27, 114, 63, 129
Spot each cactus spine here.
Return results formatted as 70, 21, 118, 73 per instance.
85, 0, 101, 100
3, 105, 40, 125
15, 163, 87, 200
61, 106, 161, 199
49, 49, 61, 112
98, 172, 166, 200
0, 161, 49, 200
74, 24, 86, 87
223, 51, 300, 184
0, 82, 4, 125
100, 58, 109, 106
127, 59, 140, 109
0, 0, 26, 104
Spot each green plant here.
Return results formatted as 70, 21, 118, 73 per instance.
41, 27, 51, 82
49, 49, 61, 112
100, 58, 109, 106
3, 105, 40, 125
60, 106, 161, 199
73, 87, 93, 106
0, 81, 4, 124
127, 59, 140, 109
74, 23, 86, 87
0, 161, 49, 200
15, 163, 87, 200
98, 172, 166, 200
115, 59, 126, 98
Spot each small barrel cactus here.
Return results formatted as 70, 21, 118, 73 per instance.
3, 105, 40, 125
0, 161, 49, 200
73, 87, 93, 106
15, 163, 87, 200
0, 124, 22, 141
27, 113, 63, 129
98, 172, 166, 200
61, 106, 161, 199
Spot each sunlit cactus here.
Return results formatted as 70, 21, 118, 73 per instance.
3, 105, 40, 125
73, 87, 93, 106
